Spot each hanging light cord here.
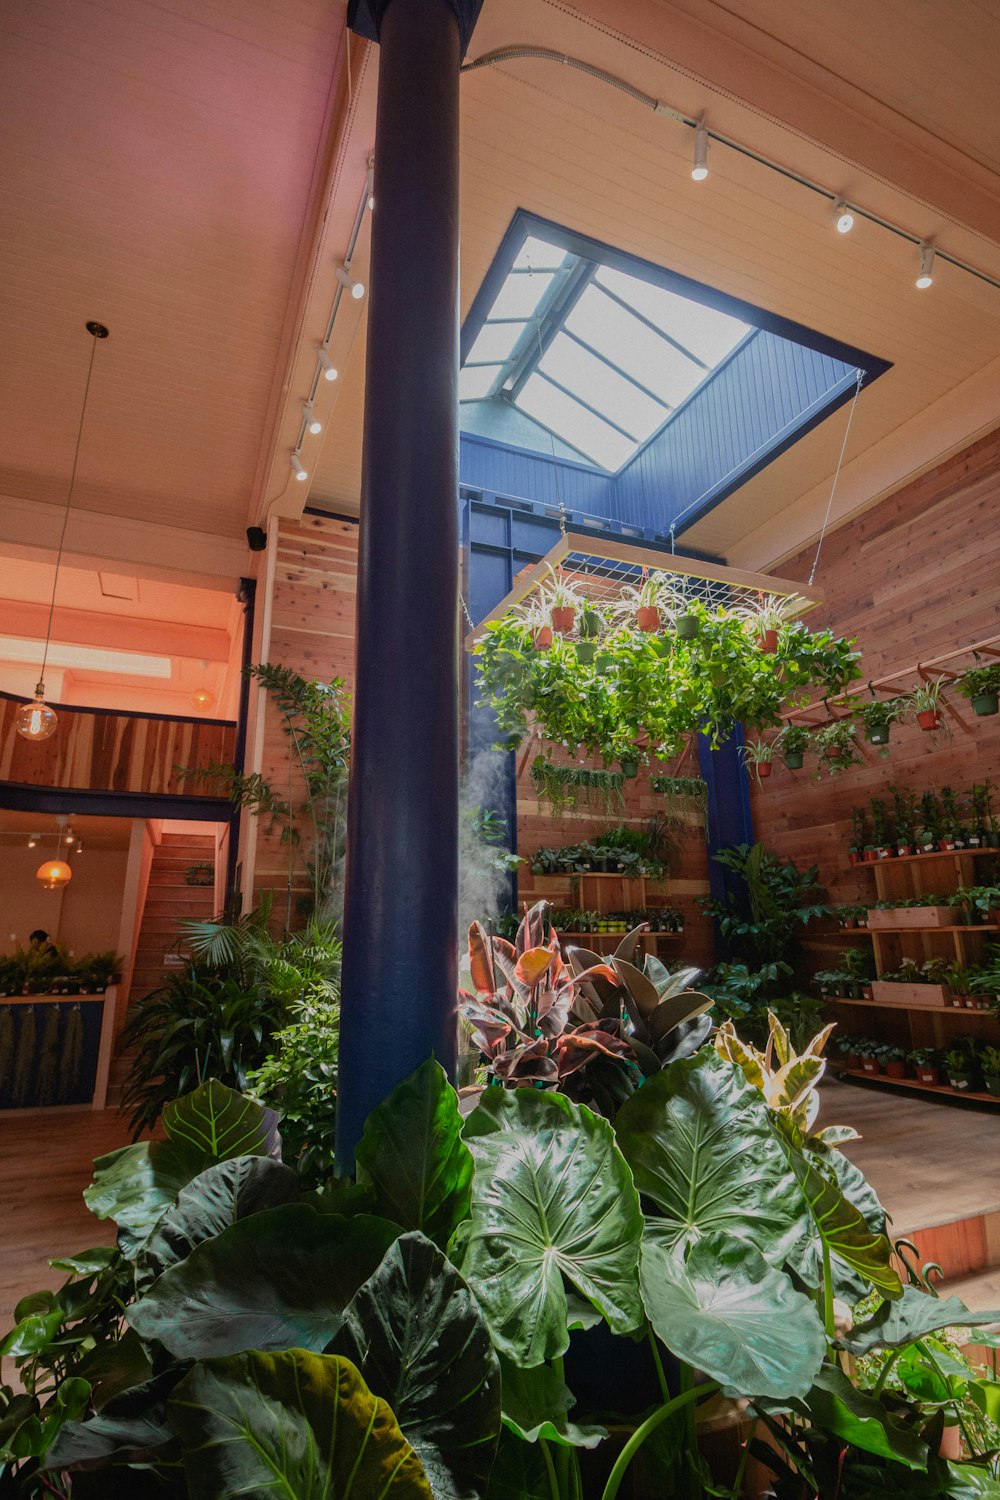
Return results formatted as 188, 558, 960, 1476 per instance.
39, 330, 103, 686
808, 369, 864, 586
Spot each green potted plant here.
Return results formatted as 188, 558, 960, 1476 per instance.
778, 721, 810, 770
813, 717, 861, 774
980, 1044, 1000, 1097
916, 790, 942, 853
943, 1038, 981, 1092
970, 779, 998, 847
665, 580, 701, 639
889, 783, 918, 856
575, 602, 601, 664
834, 1033, 861, 1070
869, 797, 893, 860
813, 965, 852, 998
908, 1046, 943, 1086
742, 591, 804, 653
957, 661, 1000, 718
939, 785, 967, 849
909, 677, 946, 732
848, 804, 868, 864
614, 573, 667, 632
860, 695, 906, 746
856, 1037, 882, 1075
881, 1043, 908, 1079
538, 566, 582, 635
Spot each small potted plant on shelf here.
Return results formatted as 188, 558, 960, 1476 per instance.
971, 780, 999, 847
890, 783, 919, 856
916, 790, 942, 853
957, 661, 1000, 718
980, 1045, 1000, 1098
834, 1033, 861, 1071
943, 1038, 981, 1092
869, 797, 894, 860
740, 737, 776, 784
857, 1038, 882, 1075
813, 966, 852, 998
939, 786, 967, 849
777, 721, 811, 770
946, 962, 979, 1009
882, 1043, 908, 1079
908, 1046, 944, 1087
909, 677, 947, 732
843, 944, 876, 999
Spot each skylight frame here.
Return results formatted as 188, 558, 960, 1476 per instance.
460, 211, 891, 489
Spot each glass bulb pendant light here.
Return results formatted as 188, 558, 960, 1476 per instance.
16, 320, 108, 743
36, 859, 72, 891
16, 683, 58, 742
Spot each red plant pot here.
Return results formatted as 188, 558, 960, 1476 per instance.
861, 984, 874, 1001
885, 1061, 908, 1079
848, 850, 860, 866
917, 709, 940, 731
861, 1058, 882, 1075
915, 1066, 941, 1086
844, 1053, 861, 1071
938, 838, 957, 852
874, 846, 893, 860
864, 849, 878, 863
550, 606, 575, 634
756, 761, 772, 780
896, 845, 913, 857
533, 626, 553, 650
758, 628, 779, 653
636, 605, 661, 632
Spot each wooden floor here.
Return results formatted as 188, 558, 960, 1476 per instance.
0, 1083, 998, 1331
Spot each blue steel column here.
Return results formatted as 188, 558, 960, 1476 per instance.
698, 727, 755, 909
337, 0, 470, 1168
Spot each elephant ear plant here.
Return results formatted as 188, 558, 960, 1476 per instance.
4, 1052, 1000, 1498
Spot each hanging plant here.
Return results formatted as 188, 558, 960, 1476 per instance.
859, 694, 907, 748
812, 718, 863, 776
59, 1003, 84, 1103
529, 759, 625, 817
740, 737, 777, 785
650, 775, 708, 827
909, 677, 947, 733
34, 1004, 62, 1106
612, 573, 668, 633
11, 1005, 37, 1106
957, 662, 1000, 718
776, 722, 811, 770
537, 565, 584, 635
741, 593, 808, 654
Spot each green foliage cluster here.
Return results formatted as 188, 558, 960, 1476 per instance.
0, 948, 122, 997
4, 1047, 1000, 1500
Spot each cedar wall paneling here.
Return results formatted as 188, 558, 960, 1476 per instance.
0, 693, 234, 797
749, 425, 1000, 914
254, 514, 358, 905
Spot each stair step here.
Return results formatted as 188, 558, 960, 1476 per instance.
159, 833, 217, 846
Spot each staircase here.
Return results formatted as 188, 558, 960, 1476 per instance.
107, 832, 217, 1106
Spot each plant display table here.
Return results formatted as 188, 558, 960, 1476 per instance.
0, 987, 117, 1112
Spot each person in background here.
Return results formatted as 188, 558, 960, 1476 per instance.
29, 929, 59, 959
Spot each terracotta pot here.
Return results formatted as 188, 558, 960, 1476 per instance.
550, 606, 575, 634
533, 625, 553, 650
864, 849, 878, 863
939, 837, 957, 852
758, 628, 779, 653
756, 761, 772, 780
896, 844, 913, 857
874, 845, 893, 860
848, 849, 861, 866
915, 1066, 941, 1086
861, 1057, 882, 1074
885, 1060, 907, 1078
636, 605, 661, 632
844, 1052, 861, 1071
861, 984, 874, 1001
917, 708, 940, 731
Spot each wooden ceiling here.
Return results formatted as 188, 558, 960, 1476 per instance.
3, 0, 1000, 582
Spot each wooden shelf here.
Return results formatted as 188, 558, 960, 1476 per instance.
831, 1065, 999, 1107
868, 924, 993, 933
827, 994, 995, 1016
868, 848, 996, 867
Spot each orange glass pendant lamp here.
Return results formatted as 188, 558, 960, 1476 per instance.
36, 859, 72, 891
16, 685, 58, 742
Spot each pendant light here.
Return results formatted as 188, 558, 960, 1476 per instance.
36, 817, 73, 890
16, 321, 109, 742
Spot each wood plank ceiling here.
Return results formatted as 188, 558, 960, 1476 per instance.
3, 0, 1000, 579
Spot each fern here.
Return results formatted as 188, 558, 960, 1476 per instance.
59, 1004, 84, 1102
11, 1006, 37, 1106
34, 1005, 62, 1105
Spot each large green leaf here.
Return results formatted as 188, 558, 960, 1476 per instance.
457, 1089, 643, 1366
135, 1155, 299, 1292
45, 1369, 182, 1470
497, 1355, 606, 1449
331, 1231, 501, 1500
84, 1083, 280, 1259
639, 1232, 826, 1400
169, 1350, 433, 1499
484, 1429, 551, 1500
128, 1205, 399, 1357
842, 1287, 1000, 1354
162, 1078, 280, 1160
801, 1365, 928, 1468
614, 1051, 807, 1263
777, 1122, 901, 1300
355, 1059, 473, 1251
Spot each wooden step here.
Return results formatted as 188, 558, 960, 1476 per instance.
159, 833, 217, 847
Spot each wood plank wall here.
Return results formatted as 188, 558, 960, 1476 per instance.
253, 513, 358, 906
0, 693, 234, 797
749, 425, 1000, 915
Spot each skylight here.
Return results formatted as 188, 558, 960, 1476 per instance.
460, 230, 749, 471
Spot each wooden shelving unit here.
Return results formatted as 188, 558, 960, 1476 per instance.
520, 872, 684, 957
830, 1063, 998, 1107
826, 847, 1000, 1104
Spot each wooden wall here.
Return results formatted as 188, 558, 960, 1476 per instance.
253, 512, 358, 906
750, 425, 1000, 914
0, 692, 234, 798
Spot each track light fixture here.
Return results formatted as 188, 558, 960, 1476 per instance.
365, 154, 375, 212
303, 401, 322, 435
691, 120, 709, 181
317, 349, 339, 383
335, 264, 366, 300
831, 199, 855, 234
290, 452, 308, 482
916, 243, 935, 289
